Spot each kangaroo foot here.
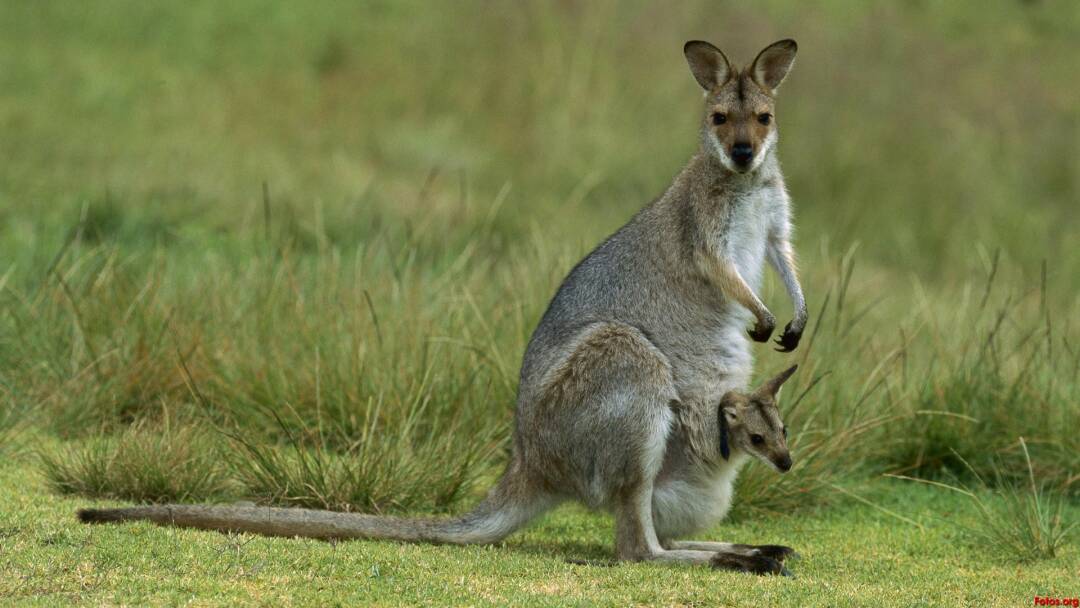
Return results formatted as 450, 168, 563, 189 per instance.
710, 551, 793, 577
749, 544, 799, 562
666, 541, 798, 563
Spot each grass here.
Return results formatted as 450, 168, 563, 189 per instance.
892, 439, 1077, 563
0, 382, 25, 458
228, 409, 500, 514
39, 419, 233, 505
2, 458, 1078, 607
1, 0, 1079, 604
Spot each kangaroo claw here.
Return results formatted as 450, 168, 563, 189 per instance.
748, 318, 775, 343
773, 322, 801, 352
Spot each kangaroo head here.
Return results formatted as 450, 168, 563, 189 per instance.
683, 39, 797, 174
718, 365, 798, 472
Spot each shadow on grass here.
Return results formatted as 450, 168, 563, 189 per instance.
504, 539, 613, 563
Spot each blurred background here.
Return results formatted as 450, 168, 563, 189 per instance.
1, 1, 1078, 513
3, 1, 1077, 278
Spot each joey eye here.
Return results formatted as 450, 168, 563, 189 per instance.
750, 434, 765, 445
712, 113, 727, 125
757, 113, 772, 125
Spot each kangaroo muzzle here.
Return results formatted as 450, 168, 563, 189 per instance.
731, 142, 754, 168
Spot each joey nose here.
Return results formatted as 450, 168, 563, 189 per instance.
731, 143, 753, 167
775, 455, 792, 472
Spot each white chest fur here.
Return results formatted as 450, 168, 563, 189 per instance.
723, 187, 780, 292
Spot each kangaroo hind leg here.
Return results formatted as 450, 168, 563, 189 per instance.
535, 322, 716, 566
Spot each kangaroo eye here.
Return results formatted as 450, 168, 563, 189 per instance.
750, 434, 765, 445
712, 113, 727, 125
757, 113, 772, 125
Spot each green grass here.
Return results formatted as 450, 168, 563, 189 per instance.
39, 419, 233, 505
2, 459, 1077, 607
2, 0, 1079, 604
892, 439, 1077, 563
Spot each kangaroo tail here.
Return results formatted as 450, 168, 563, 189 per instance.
78, 466, 552, 545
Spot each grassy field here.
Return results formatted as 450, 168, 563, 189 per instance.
1, 1, 1078, 605
3, 457, 1078, 607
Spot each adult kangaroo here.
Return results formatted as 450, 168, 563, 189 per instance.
81, 39, 808, 575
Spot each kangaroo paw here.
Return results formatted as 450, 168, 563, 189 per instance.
748, 317, 776, 343
773, 322, 801, 352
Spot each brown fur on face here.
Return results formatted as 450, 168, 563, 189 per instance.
706, 74, 775, 169
684, 40, 797, 173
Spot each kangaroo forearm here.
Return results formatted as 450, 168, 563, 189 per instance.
768, 241, 807, 330
695, 250, 771, 321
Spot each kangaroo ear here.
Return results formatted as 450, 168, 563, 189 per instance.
684, 40, 733, 91
759, 365, 798, 399
750, 39, 797, 93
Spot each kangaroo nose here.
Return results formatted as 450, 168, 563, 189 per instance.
731, 143, 753, 166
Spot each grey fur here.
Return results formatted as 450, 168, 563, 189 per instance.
78, 40, 807, 574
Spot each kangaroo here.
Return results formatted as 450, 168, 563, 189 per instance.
79, 39, 808, 575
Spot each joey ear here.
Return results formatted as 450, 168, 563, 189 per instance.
684, 40, 733, 91
750, 39, 797, 93
718, 393, 737, 460
759, 365, 798, 399
718, 409, 730, 460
